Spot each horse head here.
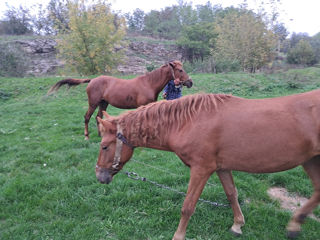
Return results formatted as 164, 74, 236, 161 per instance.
169, 60, 193, 88
96, 111, 134, 184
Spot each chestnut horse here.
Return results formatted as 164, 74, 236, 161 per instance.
95, 90, 320, 239
48, 60, 192, 139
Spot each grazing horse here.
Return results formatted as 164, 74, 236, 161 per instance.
95, 90, 320, 240
48, 60, 192, 139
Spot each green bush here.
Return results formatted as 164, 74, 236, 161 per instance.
146, 62, 156, 72
287, 40, 317, 66
214, 58, 241, 73
0, 43, 28, 77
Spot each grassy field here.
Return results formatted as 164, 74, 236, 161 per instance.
1, 69, 320, 240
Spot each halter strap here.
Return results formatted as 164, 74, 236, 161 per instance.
111, 125, 135, 173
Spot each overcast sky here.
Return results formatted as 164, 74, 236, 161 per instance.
0, 0, 319, 36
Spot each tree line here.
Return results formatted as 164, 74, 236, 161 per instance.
0, 0, 319, 76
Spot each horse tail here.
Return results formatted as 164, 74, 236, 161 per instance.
47, 78, 91, 95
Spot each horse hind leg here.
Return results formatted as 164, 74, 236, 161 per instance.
84, 104, 98, 140
287, 156, 320, 238
96, 100, 108, 137
217, 170, 245, 236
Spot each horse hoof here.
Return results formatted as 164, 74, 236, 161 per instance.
287, 231, 300, 239
229, 229, 242, 237
84, 136, 89, 140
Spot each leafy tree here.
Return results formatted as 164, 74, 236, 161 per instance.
0, 4, 33, 35
126, 8, 145, 32
47, 0, 69, 34
56, 0, 126, 75
157, 6, 181, 39
310, 32, 320, 62
196, 1, 221, 23
213, 9, 276, 73
287, 39, 317, 66
176, 0, 197, 26
289, 32, 310, 48
143, 7, 181, 39
143, 10, 161, 37
31, 4, 52, 35
273, 23, 289, 52
177, 22, 216, 62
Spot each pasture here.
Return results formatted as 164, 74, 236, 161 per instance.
1, 69, 320, 240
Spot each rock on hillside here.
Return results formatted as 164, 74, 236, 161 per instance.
9, 36, 182, 76
13, 38, 63, 76
118, 39, 182, 74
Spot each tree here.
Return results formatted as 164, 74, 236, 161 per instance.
56, 0, 126, 75
31, 4, 52, 35
47, 0, 69, 34
212, 9, 276, 72
287, 40, 317, 66
1, 4, 33, 35
310, 32, 320, 62
143, 10, 161, 38
176, 0, 197, 26
289, 32, 310, 48
143, 7, 181, 39
196, 1, 221, 23
126, 8, 145, 33
273, 23, 289, 52
177, 22, 216, 62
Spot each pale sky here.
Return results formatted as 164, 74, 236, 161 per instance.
0, 0, 319, 36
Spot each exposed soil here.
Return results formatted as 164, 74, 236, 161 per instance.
267, 187, 320, 222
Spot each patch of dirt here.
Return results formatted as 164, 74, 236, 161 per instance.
267, 187, 320, 222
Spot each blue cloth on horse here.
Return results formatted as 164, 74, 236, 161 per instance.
163, 80, 182, 100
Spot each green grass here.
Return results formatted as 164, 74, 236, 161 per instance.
1, 69, 320, 240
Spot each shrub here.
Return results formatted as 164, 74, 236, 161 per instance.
0, 43, 28, 77
287, 40, 317, 66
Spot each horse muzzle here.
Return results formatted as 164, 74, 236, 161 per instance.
96, 168, 113, 184
183, 79, 193, 88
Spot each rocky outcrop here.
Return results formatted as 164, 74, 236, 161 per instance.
14, 38, 63, 76
10, 36, 182, 76
117, 40, 182, 74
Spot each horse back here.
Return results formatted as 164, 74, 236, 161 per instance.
172, 89, 320, 174
86, 75, 155, 108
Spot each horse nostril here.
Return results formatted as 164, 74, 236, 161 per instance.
96, 170, 113, 184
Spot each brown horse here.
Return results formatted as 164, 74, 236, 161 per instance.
95, 90, 320, 239
48, 60, 192, 139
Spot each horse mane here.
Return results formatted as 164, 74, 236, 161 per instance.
115, 93, 232, 145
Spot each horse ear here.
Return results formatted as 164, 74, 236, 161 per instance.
169, 61, 175, 68
102, 111, 116, 122
102, 111, 110, 119
97, 117, 116, 134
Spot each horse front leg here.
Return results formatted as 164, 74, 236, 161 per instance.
217, 170, 245, 236
287, 157, 320, 238
172, 166, 212, 240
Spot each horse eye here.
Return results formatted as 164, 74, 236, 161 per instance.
102, 146, 108, 150
179, 69, 183, 73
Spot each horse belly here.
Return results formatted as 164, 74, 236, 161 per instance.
220, 151, 308, 173
217, 125, 316, 173
105, 91, 139, 109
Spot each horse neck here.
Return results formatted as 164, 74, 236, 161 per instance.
120, 117, 172, 151
144, 66, 172, 94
